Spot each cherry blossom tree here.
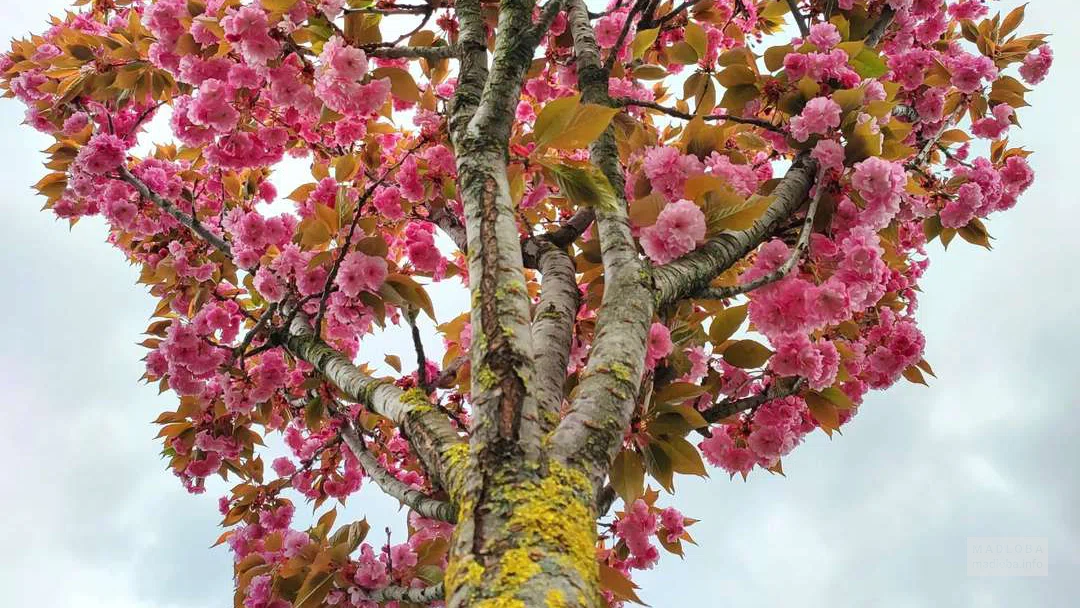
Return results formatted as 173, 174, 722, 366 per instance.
1, 0, 1051, 606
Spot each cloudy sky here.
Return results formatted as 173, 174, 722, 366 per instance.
0, 2, 1076, 607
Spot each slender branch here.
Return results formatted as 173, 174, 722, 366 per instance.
344, 4, 434, 15
405, 308, 431, 391
699, 377, 805, 430
314, 139, 427, 335
234, 302, 279, 362
368, 44, 458, 60
119, 166, 232, 255
339, 422, 457, 522
692, 170, 824, 300
358, 582, 446, 603
613, 97, 784, 133
785, 0, 810, 37
865, 6, 896, 47
644, 0, 698, 29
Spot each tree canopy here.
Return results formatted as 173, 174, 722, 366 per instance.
1, 0, 1051, 606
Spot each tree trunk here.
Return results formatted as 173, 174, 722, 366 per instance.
444, 453, 602, 608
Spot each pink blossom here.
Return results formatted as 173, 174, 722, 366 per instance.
807, 22, 841, 48
76, 134, 128, 175
940, 182, 982, 228
971, 104, 1013, 140
639, 200, 707, 264
645, 322, 674, 369
336, 252, 388, 297
851, 157, 906, 229
642, 147, 703, 202
811, 139, 845, 175
790, 97, 842, 142
1019, 45, 1052, 85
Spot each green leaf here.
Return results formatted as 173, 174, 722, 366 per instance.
543, 103, 620, 151
631, 28, 660, 60
849, 47, 888, 78
722, 340, 773, 368
541, 159, 617, 210
708, 304, 748, 344
610, 449, 646, 505
533, 94, 581, 149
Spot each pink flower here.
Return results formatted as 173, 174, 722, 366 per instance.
940, 182, 982, 228
645, 322, 673, 369
807, 22, 841, 48
639, 200, 707, 264
789, 97, 842, 142
76, 134, 128, 175
851, 157, 906, 229
1019, 45, 1052, 85
336, 252, 388, 297
811, 139, 845, 175
971, 104, 1013, 140
372, 186, 404, 220
642, 147, 703, 202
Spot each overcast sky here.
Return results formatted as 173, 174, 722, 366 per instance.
0, 2, 1077, 607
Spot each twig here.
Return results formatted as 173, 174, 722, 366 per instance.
697, 377, 805, 434
693, 169, 824, 300
313, 139, 428, 335
613, 97, 784, 133
785, 0, 810, 38
644, 0, 699, 29
368, 44, 458, 61
405, 308, 431, 392
865, 6, 896, 47
602, 0, 644, 71
234, 302, 279, 363
119, 166, 232, 256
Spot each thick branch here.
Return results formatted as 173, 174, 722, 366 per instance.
652, 153, 818, 305
693, 171, 823, 300
448, 0, 488, 146
339, 423, 457, 522
785, 0, 810, 37
359, 582, 445, 603
529, 241, 579, 434
550, 0, 655, 490
283, 312, 465, 491
121, 164, 465, 493
865, 6, 896, 47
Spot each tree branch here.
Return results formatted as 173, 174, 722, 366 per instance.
529, 240, 579, 434
865, 6, 896, 47
283, 309, 465, 491
368, 44, 458, 61
785, 0, 810, 37
358, 582, 445, 603
339, 422, 457, 522
612, 97, 783, 133
550, 0, 655, 490
698, 378, 805, 433
119, 166, 232, 256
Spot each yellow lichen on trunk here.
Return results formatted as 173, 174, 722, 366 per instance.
444, 462, 602, 608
